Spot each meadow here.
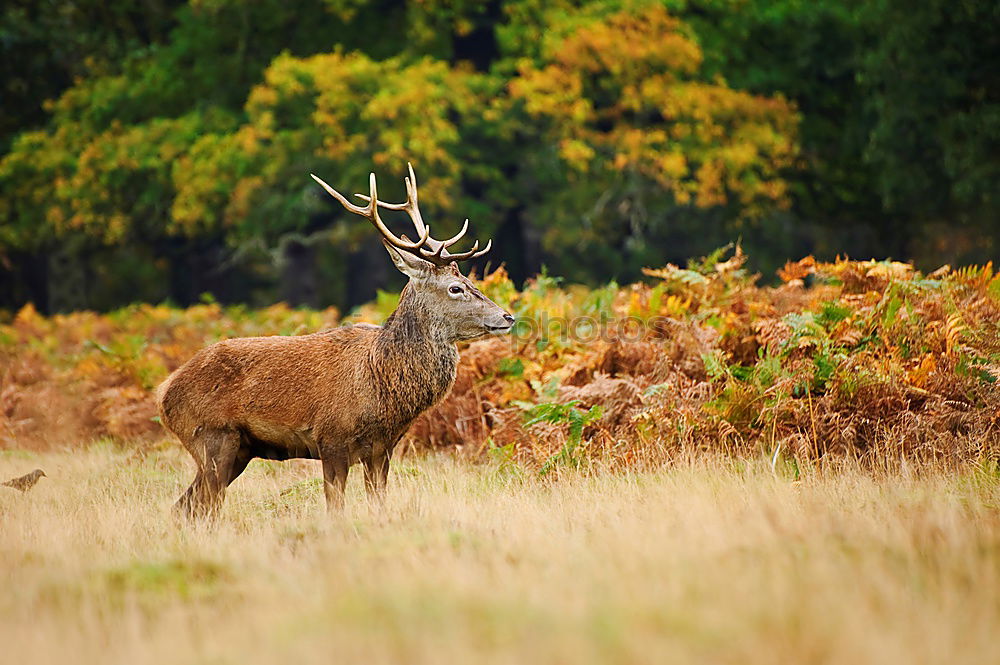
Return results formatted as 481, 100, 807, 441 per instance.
2, 249, 999, 664
2, 445, 999, 665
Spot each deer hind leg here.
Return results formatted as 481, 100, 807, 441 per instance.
363, 449, 391, 500
227, 446, 254, 487
174, 427, 242, 520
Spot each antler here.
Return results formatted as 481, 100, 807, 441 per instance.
310, 171, 430, 253
312, 164, 491, 266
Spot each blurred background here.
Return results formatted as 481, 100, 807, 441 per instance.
1, 0, 997, 315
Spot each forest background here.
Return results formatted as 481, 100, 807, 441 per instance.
1, 0, 998, 315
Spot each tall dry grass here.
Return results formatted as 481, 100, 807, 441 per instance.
2, 445, 998, 665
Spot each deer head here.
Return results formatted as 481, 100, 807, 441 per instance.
310, 165, 514, 341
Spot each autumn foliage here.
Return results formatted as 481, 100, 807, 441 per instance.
510, 6, 797, 213
3, 252, 998, 469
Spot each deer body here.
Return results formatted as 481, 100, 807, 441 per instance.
159, 166, 512, 517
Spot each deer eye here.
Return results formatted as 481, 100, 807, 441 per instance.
448, 285, 464, 295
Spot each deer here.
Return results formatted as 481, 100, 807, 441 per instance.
157, 164, 514, 518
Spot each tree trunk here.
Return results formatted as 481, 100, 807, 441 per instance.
346, 240, 392, 310
279, 237, 319, 308
1, 250, 49, 314
47, 241, 90, 313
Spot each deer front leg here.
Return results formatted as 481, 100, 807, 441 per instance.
321, 449, 349, 512
174, 470, 208, 520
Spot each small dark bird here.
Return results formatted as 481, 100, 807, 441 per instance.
2, 469, 46, 492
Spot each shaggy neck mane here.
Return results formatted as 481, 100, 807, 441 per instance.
370, 284, 459, 416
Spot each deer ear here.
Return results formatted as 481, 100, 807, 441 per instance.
383, 241, 434, 280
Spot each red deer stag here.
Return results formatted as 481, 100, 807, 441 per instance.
158, 165, 514, 517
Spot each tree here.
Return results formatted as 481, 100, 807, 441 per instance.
859, 0, 1000, 260
0, 0, 382, 310
0, 0, 182, 150
507, 5, 799, 280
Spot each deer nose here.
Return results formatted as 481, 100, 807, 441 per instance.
503, 314, 515, 325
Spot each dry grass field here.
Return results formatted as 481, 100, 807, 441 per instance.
2, 444, 998, 665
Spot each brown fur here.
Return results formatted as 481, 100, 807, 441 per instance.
158, 251, 512, 517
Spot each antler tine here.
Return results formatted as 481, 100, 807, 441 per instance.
354, 191, 408, 210
439, 218, 470, 249
311, 172, 428, 251
435, 239, 480, 262
469, 238, 492, 259
405, 163, 431, 235
310, 173, 367, 215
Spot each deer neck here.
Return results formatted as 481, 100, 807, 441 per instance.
370, 286, 459, 417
